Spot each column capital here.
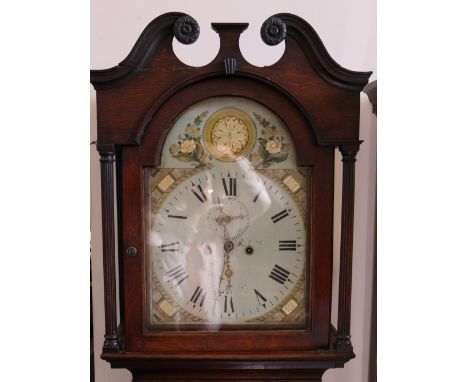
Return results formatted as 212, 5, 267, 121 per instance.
97, 143, 115, 160
339, 142, 361, 161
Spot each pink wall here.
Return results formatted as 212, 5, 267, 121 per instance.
91, 2, 376, 381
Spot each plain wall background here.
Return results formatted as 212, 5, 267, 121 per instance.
90, 1, 376, 381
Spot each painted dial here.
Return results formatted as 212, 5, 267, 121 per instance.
148, 167, 306, 324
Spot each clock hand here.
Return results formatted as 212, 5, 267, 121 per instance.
223, 241, 234, 291
212, 200, 243, 293
224, 262, 233, 291
232, 212, 246, 220
214, 200, 232, 239
216, 252, 227, 295
217, 240, 234, 295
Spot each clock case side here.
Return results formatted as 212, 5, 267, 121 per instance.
91, 11, 371, 376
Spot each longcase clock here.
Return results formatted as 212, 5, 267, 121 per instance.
91, 12, 371, 381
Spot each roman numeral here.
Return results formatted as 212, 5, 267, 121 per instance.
222, 177, 236, 196
224, 295, 234, 313
164, 265, 188, 285
271, 209, 290, 223
160, 241, 179, 252
191, 184, 207, 203
189, 286, 206, 308
167, 215, 187, 219
269, 264, 291, 285
279, 240, 299, 251
254, 289, 267, 308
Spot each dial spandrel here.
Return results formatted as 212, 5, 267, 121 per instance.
146, 97, 308, 329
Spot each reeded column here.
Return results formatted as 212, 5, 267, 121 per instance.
336, 143, 360, 352
98, 144, 120, 351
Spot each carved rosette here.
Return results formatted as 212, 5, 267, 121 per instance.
173, 15, 200, 45
203, 108, 256, 161
261, 16, 287, 46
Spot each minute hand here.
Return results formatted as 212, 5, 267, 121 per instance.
217, 240, 235, 293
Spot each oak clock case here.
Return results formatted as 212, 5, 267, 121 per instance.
91, 12, 371, 382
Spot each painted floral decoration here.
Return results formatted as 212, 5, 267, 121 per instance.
249, 112, 290, 168
169, 111, 212, 168
211, 116, 249, 155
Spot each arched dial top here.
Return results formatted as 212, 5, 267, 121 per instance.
146, 97, 308, 328
160, 96, 297, 169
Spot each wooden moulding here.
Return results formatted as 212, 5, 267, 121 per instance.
91, 13, 372, 146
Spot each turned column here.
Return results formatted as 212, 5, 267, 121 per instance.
336, 143, 360, 352
98, 144, 120, 351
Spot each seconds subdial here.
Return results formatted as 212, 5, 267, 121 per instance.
208, 197, 251, 241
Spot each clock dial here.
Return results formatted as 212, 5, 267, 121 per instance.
147, 167, 307, 326
146, 97, 308, 328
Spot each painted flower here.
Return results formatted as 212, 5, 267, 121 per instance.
200, 153, 210, 164
281, 143, 291, 153
168, 111, 211, 168
180, 139, 196, 153
249, 152, 260, 163
263, 126, 277, 139
185, 123, 200, 137
212, 117, 249, 154
169, 143, 180, 155
266, 140, 282, 154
